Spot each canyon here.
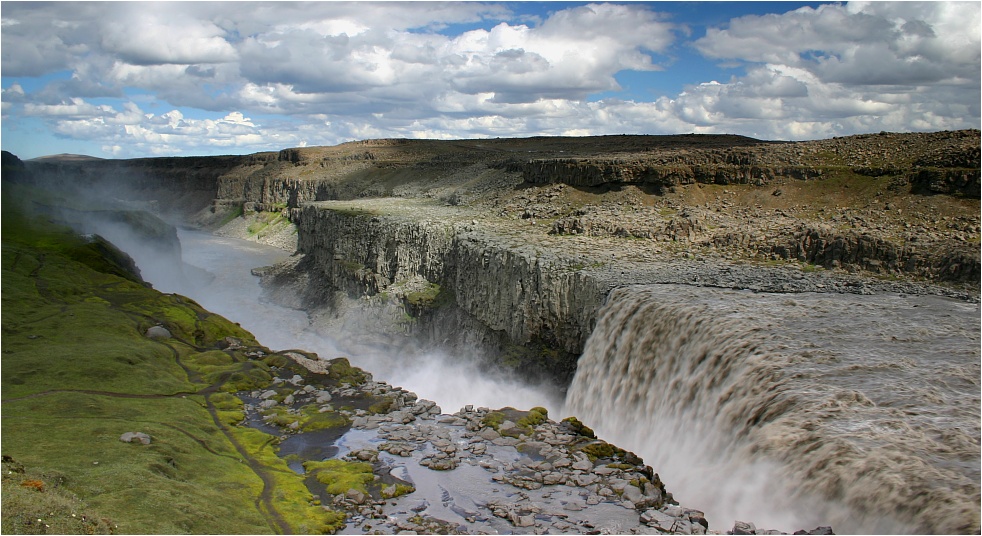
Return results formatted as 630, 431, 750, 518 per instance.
3, 129, 979, 534
17, 131, 980, 385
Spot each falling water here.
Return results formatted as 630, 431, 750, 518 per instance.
566, 285, 980, 534
131, 228, 977, 534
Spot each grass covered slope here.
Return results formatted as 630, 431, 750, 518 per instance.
1, 206, 344, 534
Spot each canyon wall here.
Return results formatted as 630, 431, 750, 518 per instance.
14, 131, 981, 383
275, 203, 610, 384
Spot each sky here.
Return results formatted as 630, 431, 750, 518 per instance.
1, 1, 979, 160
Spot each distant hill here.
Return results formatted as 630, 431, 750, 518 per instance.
28, 153, 105, 162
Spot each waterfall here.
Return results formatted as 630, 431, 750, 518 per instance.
565, 286, 980, 534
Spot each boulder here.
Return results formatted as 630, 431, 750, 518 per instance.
119, 432, 151, 445
345, 488, 368, 505
145, 326, 171, 340
732, 520, 757, 535
479, 427, 501, 441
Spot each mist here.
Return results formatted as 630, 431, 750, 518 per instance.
150, 229, 566, 417
12, 159, 567, 418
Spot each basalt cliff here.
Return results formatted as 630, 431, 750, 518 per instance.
17, 130, 980, 385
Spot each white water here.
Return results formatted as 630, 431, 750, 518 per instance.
150, 230, 563, 416
134, 230, 980, 534
566, 285, 980, 534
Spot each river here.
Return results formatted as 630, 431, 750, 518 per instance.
161, 230, 564, 417
143, 229, 979, 534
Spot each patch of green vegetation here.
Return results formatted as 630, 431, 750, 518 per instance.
216, 364, 274, 393
2, 394, 271, 533
217, 204, 244, 227
262, 353, 297, 370
1, 457, 116, 535
1, 204, 345, 534
339, 259, 365, 274
405, 282, 449, 308
304, 459, 374, 495
233, 429, 346, 534
247, 211, 290, 236
327, 357, 367, 386
517, 407, 548, 428
481, 411, 506, 431
368, 396, 395, 414
330, 206, 378, 218
262, 406, 300, 428
577, 440, 628, 462
297, 405, 350, 432
562, 416, 596, 439
483, 407, 550, 437
380, 483, 416, 499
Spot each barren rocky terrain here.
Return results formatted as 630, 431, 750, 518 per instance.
216, 130, 980, 295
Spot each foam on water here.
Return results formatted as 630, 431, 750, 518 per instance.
565, 285, 980, 534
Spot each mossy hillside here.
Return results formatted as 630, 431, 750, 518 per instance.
1, 456, 116, 535
2, 393, 269, 533
1, 209, 347, 534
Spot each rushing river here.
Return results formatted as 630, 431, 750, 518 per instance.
161, 230, 564, 416
141, 230, 979, 534
567, 286, 980, 534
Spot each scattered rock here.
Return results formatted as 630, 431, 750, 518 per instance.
119, 432, 151, 445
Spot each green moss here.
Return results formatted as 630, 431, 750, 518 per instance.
578, 441, 627, 462
304, 459, 374, 495
0, 206, 344, 534
186, 350, 235, 368
481, 411, 506, 430
218, 365, 273, 393
368, 396, 395, 414
262, 353, 291, 369
405, 282, 452, 309
261, 406, 299, 428
1, 458, 116, 535
562, 416, 596, 439
381, 483, 416, 499
339, 259, 364, 274
210, 391, 244, 411
327, 358, 367, 386
517, 407, 548, 428
298, 406, 350, 432
217, 204, 244, 227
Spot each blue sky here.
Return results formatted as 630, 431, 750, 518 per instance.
1, 1, 979, 159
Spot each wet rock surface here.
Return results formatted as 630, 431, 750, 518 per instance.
237, 350, 832, 535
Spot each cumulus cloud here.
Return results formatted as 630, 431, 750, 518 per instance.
1, 1, 978, 158
684, 1, 980, 137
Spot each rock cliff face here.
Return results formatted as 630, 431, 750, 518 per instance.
272, 201, 607, 384
17, 131, 982, 384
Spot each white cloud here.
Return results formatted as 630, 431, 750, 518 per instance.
1, 1, 979, 158
98, 8, 237, 65
681, 1, 980, 138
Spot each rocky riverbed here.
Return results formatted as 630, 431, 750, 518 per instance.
233, 347, 835, 535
